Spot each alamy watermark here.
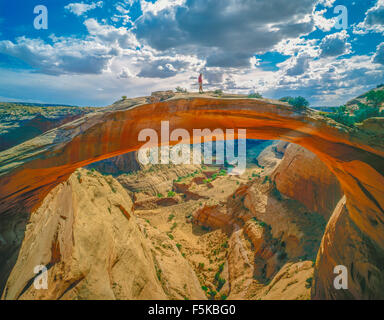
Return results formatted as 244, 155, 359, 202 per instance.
33, 265, 48, 290
334, 265, 348, 290
33, 5, 48, 30
138, 121, 247, 175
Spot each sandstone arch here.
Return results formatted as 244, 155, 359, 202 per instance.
0, 96, 383, 299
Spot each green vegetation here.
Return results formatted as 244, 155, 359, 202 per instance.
201, 286, 208, 292
198, 262, 205, 269
167, 233, 174, 240
208, 290, 217, 300
213, 263, 226, 292
220, 294, 227, 300
248, 92, 263, 99
326, 89, 384, 127
0, 102, 96, 119
262, 176, 271, 184
214, 89, 223, 95
157, 193, 163, 198
155, 266, 162, 281
121, 96, 127, 100
279, 96, 309, 109
167, 190, 176, 197
168, 213, 175, 221
176, 243, 182, 251
366, 89, 384, 107
328, 103, 384, 127
251, 217, 270, 229
170, 222, 177, 231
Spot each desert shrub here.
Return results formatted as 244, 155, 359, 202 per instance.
155, 266, 162, 281
167, 233, 174, 240
365, 90, 384, 107
248, 92, 263, 98
217, 278, 226, 291
285, 96, 309, 109
208, 290, 217, 300
175, 86, 188, 93
121, 96, 127, 100
220, 294, 227, 300
157, 193, 163, 198
327, 102, 384, 127
168, 213, 175, 221
176, 243, 182, 251
262, 176, 271, 184
251, 217, 268, 228
168, 190, 176, 197
201, 286, 208, 292
198, 262, 205, 269
214, 89, 223, 95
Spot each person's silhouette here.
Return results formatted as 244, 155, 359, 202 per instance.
198, 73, 203, 93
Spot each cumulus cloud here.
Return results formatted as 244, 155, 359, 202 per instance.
285, 54, 311, 76
140, 0, 186, 15
118, 68, 135, 78
135, 0, 318, 68
354, 0, 384, 34
85, 18, 140, 48
313, 8, 336, 32
0, 36, 117, 75
65, 1, 103, 16
373, 42, 384, 65
137, 57, 196, 78
319, 31, 351, 57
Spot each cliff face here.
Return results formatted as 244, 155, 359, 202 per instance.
312, 196, 384, 299
0, 94, 383, 299
272, 144, 343, 220
86, 152, 143, 175
1, 169, 205, 300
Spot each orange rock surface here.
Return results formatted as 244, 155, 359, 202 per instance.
272, 143, 343, 220
0, 94, 383, 299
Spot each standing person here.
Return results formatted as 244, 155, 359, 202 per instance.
198, 73, 203, 94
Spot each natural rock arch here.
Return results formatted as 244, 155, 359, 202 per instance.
1, 96, 384, 299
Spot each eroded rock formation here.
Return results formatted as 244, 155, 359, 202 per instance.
1, 169, 205, 300
272, 143, 343, 220
0, 94, 383, 299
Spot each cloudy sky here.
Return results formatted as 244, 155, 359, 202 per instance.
0, 0, 383, 106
